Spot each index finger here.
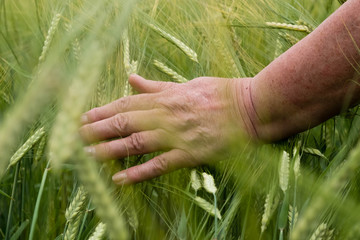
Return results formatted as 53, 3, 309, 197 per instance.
82, 93, 158, 124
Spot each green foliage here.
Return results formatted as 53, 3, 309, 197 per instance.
1, 0, 360, 240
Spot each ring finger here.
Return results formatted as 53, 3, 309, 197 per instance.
85, 129, 170, 160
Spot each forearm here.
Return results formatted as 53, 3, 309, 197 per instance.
243, 0, 360, 142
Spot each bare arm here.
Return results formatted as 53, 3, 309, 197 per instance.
80, 0, 360, 184
241, 0, 360, 141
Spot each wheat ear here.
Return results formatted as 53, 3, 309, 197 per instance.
48, 42, 103, 170
265, 22, 311, 33
261, 192, 280, 233
149, 23, 198, 63
291, 141, 360, 240
65, 187, 87, 222
39, 13, 62, 63
194, 196, 222, 220
190, 169, 201, 192
88, 222, 106, 240
7, 127, 45, 170
153, 60, 187, 83
309, 223, 334, 240
279, 151, 290, 193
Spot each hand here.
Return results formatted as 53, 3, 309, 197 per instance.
80, 74, 255, 185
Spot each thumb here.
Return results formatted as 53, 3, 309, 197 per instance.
129, 74, 175, 93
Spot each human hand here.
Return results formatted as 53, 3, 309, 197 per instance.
80, 74, 255, 185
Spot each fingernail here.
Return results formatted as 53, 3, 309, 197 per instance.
84, 146, 95, 155
112, 172, 129, 185
81, 114, 89, 124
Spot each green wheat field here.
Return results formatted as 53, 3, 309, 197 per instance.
1, 0, 360, 239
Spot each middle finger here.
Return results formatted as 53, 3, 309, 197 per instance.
80, 109, 164, 143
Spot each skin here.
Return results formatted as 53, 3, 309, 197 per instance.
80, 0, 360, 185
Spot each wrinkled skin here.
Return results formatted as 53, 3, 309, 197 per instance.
80, 74, 252, 184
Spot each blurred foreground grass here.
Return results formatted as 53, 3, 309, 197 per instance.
1, 0, 360, 239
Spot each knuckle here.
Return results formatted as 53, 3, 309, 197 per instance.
115, 97, 130, 112
159, 81, 175, 89
128, 133, 145, 152
111, 113, 129, 136
79, 125, 94, 142
87, 107, 100, 121
151, 155, 168, 173
127, 167, 141, 183
98, 143, 111, 159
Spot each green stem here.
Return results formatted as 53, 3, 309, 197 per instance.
213, 193, 218, 239
5, 162, 20, 240
76, 199, 91, 240
28, 160, 50, 240
291, 178, 298, 232
279, 229, 284, 240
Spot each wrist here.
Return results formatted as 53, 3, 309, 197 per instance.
232, 77, 260, 141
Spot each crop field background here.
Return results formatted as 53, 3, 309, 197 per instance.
1, 0, 360, 239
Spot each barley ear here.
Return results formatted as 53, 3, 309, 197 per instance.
88, 222, 106, 240
65, 187, 87, 222
64, 213, 83, 240
279, 151, 290, 193
261, 192, 280, 233
202, 172, 217, 194
39, 13, 62, 63
153, 60, 187, 83
190, 169, 201, 192
293, 147, 301, 181
265, 22, 311, 33
288, 205, 298, 228
149, 23, 198, 63
7, 127, 45, 170
194, 196, 222, 220
309, 223, 334, 240
48, 42, 103, 170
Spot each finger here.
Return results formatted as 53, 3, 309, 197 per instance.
85, 130, 168, 160
112, 149, 193, 185
80, 109, 163, 143
129, 74, 175, 93
82, 94, 157, 124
